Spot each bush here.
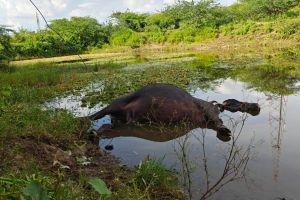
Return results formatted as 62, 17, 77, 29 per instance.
284, 6, 300, 18
109, 28, 133, 46
144, 25, 165, 44
167, 26, 200, 43
236, 21, 256, 35
220, 23, 235, 35
127, 32, 146, 48
145, 13, 176, 30
194, 27, 217, 42
109, 28, 145, 48
279, 20, 300, 38
167, 30, 184, 43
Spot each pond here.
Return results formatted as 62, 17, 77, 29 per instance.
45, 49, 300, 200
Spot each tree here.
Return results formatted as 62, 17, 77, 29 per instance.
163, 0, 217, 28
49, 16, 108, 49
110, 11, 148, 32
11, 17, 110, 58
145, 13, 176, 30
239, 0, 300, 18
0, 25, 14, 64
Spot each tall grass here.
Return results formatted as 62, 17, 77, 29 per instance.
0, 62, 98, 138
134, 159, 176, 189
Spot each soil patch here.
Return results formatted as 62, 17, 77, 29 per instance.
0, 134, 130, 191
0, 134, 186, 199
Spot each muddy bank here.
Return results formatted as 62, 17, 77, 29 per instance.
0, 134, 126, 189
0, 133, 186, 199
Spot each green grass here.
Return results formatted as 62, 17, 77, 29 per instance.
112, 158, 184, 200
0, 173, 100, 200
134, 159, 176, 189
0, 62, 96, 138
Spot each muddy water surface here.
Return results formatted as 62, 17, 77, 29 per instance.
46, 50, 300, 200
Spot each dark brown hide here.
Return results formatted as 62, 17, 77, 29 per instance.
90, 83, 231, 135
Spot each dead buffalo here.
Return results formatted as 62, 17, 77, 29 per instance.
88, 83, 260, 136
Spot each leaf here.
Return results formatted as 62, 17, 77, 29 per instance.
22, 181, 49, 200
88, 177, 112, 197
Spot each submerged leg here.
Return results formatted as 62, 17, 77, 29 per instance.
89, 107, 111, 120
126, 109, 136, 124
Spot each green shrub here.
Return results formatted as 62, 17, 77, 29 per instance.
167, 30, 184, 43
144, 25, 165, 44
279, 20, 300, 38
109, 28, 133, 46
285, 6, 300, 18
194, 27, 217, 42
167, 26, 201, 43
126, 32, 146, 48
145, 13, 176, 30
221, 23, 235, 35
237, 21, 255, 35
109, 28, 145, 47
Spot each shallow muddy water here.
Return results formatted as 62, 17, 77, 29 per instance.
46, 50, 300, 200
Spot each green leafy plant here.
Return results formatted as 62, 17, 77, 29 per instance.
88, 177, 112, 198
22, 182, 49, 200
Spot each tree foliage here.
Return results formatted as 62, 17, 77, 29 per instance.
11, 17, 110, 58
0, 25, 14, 63
239, 0, 300, 18
111, 12, 148, 32
1, 0, 299, 59
163, 0, 217, 28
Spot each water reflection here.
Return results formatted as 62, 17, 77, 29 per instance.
172, 114, 255, 200
94, 112, 258, 200
98, 123, 231, 143
268, 95, 288, 182
234, 65, 300, 96
43, 49, 300, 199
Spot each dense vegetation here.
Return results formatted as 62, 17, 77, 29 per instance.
0, 0, 299, 61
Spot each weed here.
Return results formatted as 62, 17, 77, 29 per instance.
134, 158, 176, 189
279, 20, 300, 38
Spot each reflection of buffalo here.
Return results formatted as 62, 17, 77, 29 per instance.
97, 124, 232, 142
89, 83, 260, 136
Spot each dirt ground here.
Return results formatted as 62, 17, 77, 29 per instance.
0, 134, 130, 190
0, 134, 186, 199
